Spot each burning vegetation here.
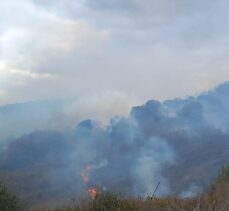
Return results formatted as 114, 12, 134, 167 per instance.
56, 166, 229, 211
88, 188, 98, 200
80, 165, 92, 184
81, 165, 99, 200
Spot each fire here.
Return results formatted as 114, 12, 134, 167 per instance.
80, 165, 92, 183
88, 188, 98, 200
80, 165, 99, 200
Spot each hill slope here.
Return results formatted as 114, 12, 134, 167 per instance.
0, 82, 229, 209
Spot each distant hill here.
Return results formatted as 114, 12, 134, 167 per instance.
0, 100, 65, 146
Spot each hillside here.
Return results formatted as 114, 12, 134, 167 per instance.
0, 83, 229, 210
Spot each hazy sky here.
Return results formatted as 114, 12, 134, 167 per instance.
1, 0, 229, 107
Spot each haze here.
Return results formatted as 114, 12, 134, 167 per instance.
1, 0, 229, 120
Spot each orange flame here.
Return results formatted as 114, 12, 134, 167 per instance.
88, 188, 98, 200
81, 165, 99, 200
80, 165, 92, 183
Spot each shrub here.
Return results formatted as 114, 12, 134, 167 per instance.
90, 190, 122, 211
0, 183, 22, 211
218, 166, 229, 183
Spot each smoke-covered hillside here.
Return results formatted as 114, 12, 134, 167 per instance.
0, 82, 229, 209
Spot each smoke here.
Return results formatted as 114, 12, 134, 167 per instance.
0, 92, 138, 146
132, 137, 175, 196
0, 100, 65, 147
181, 183, 201, 198
0, 82, 229, 206
64, 92, 138, 126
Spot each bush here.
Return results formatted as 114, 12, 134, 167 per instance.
90, 190, 122, 211
210, 166, 229, 193
0, 183, 22, 211
218, 166, 229, 182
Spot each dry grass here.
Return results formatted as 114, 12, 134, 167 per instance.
51, 183, 229, 211
4, 166, 228, 211
52, 167, 229, 211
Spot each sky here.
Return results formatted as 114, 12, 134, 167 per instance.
0, 0, 229, 113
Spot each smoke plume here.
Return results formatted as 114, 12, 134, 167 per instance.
0, 82, 229, 207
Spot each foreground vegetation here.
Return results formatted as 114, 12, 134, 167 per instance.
56, 166, 229, 211
1, 166, 229, 211
0, 183, 22, 211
